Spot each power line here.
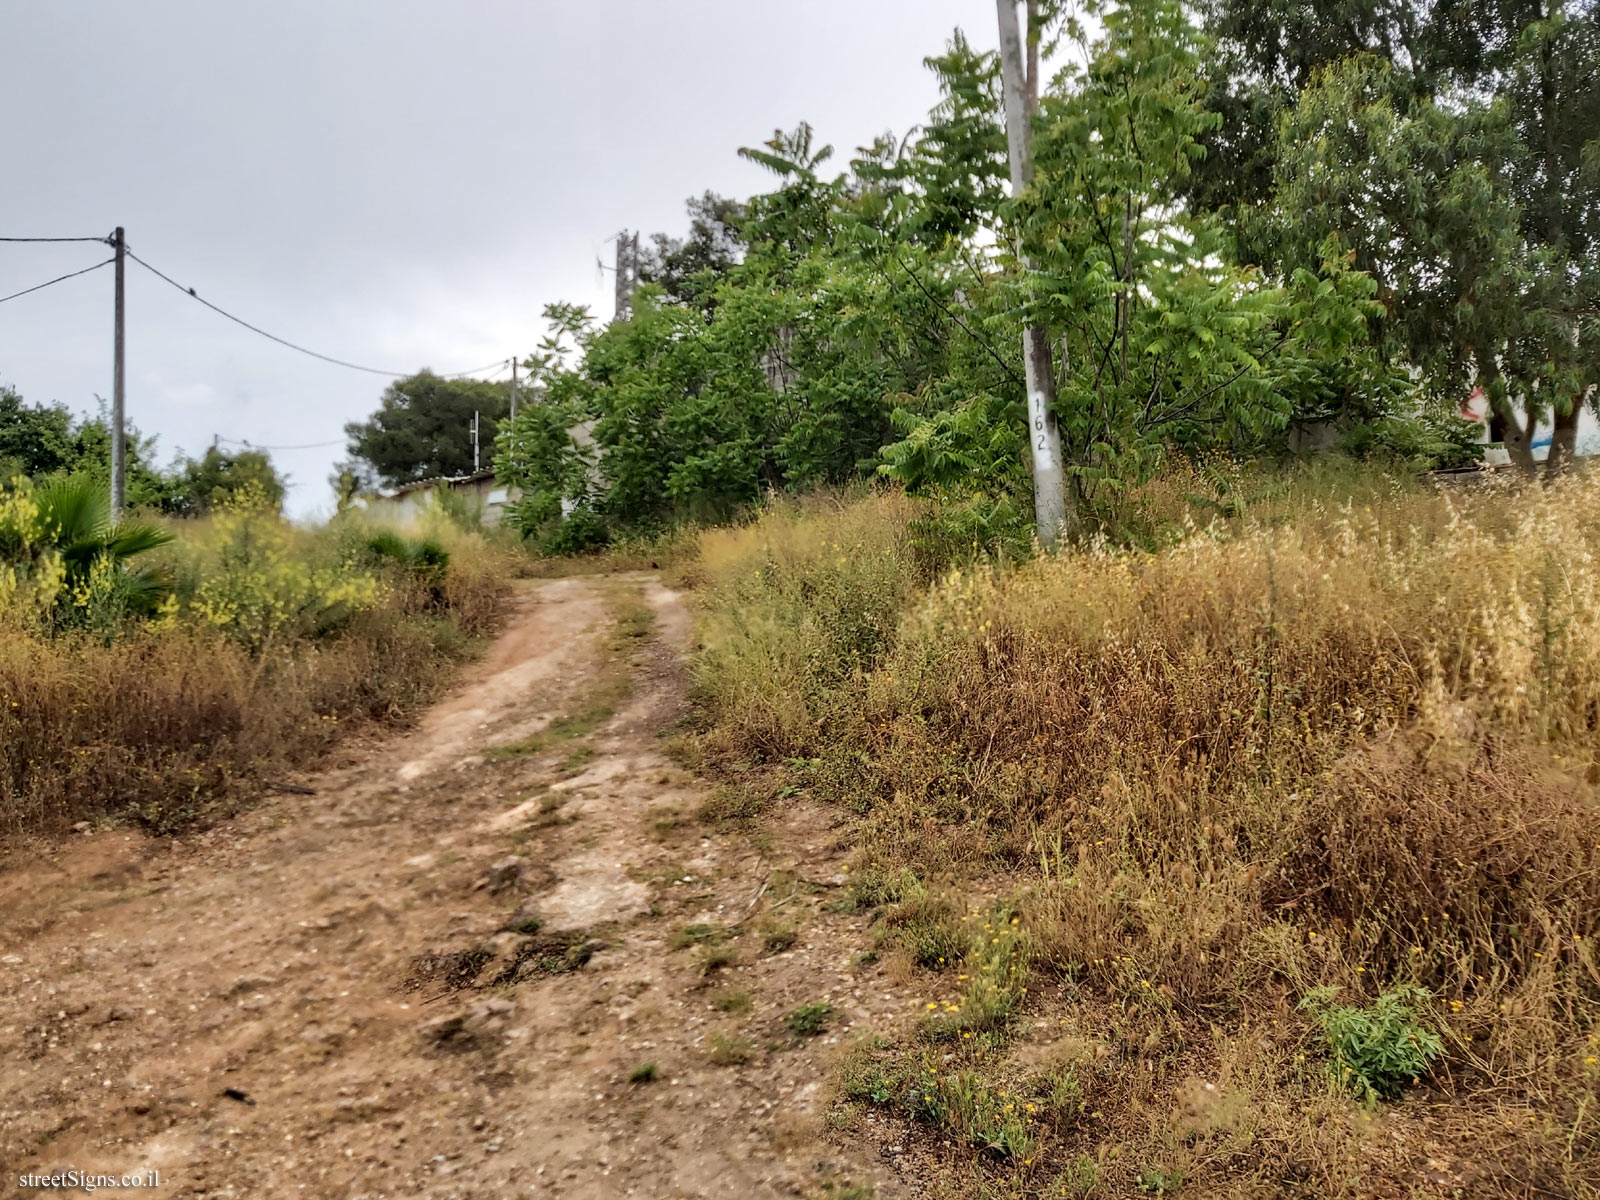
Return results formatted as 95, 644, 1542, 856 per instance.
0, 235, 113, 244
0, 257, 116, 306
127, 249, 416, 377
442, 357, 514, 380
214, 358, 514, 452
218, 436, 348, 452
126, 248, 514, 380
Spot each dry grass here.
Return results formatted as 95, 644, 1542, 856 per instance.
0, 512, 514, 840
689, 467, 1600, 1197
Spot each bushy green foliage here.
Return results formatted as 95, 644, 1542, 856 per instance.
0, 386, 285, 513
161, 489, 385, 652
1214, 0, 1600, 475
1298, 985, 1444, 1106
363, 530, 450, 603
489, 0, 1459, 552
493, 302, 598, 549
159, 446, 285, 517
1338, 410, 1486, 470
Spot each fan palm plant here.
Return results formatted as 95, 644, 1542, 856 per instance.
31, 476, 174, 617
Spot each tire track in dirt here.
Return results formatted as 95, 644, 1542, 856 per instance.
0, 575, 917, 1199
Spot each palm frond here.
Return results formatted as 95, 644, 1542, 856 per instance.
104, 522, 175, 558
119, 565, 172, 616
33, 475, 109, 547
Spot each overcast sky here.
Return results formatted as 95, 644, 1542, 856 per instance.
1, 0, 1000, 516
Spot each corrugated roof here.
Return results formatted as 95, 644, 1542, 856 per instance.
384, 469, 497, 498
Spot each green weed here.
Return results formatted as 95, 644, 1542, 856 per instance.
786, 1001, 834, 1037
1298, 985, 1444, 1106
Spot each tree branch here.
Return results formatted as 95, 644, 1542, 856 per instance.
889, 252, 1025, 387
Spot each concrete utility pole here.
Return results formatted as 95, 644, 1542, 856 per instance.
509, 357, 519, 419
111, 226, 127, 519
471, 410, 481, 473
995, 0, 1069, 548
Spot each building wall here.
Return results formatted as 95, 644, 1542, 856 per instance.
363, 474, 520, 531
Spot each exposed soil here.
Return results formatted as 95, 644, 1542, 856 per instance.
0, 576, 917, 1199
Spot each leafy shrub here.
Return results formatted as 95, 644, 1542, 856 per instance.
540, 501, 610, 556
363, 529, 450, 605
906, 492, 1035, 575
1338, 410, 1484, 470
1298, 985, 1444, 1106
162, 490, 384, 652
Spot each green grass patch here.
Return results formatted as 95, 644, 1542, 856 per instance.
786, 1001, 834, 1037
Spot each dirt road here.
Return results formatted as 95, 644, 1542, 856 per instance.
0, 577, 910, 1199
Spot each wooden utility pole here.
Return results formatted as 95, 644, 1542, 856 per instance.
508, 357, 519, 419
995, 0, 1069, 548
111, 226, 127, 519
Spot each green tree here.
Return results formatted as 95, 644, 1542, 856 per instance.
0, 385, 79, 481
493, 305, 598, 546
342, 372, 510, 489
159, 446, 286, 517
884, 0, 1393, 517
639, 192, 746, 314
1268, 37, 1597, 476
0, 385, 182, 507
1201, 0, 1600, 476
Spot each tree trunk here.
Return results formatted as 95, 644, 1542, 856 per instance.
1478, 352, 1537, 476
1494, 404, 1537, 476
1545, 403, 1581, 480
996, 0, 1069, 548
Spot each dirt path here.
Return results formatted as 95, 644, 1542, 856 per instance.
0, 576, 913, 1199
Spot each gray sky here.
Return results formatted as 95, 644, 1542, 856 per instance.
1, 0, 998, 516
